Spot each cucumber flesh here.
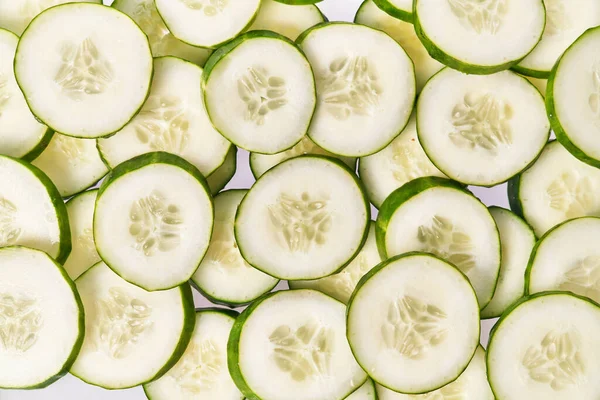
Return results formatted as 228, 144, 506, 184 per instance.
249, 0, 325, 41
346, 379, 377, 400
207, 145, 237, 196
372, 0, 413, 22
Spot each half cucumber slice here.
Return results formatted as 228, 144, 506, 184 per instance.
207, 146, 237, 196
143, 308, 243, 400
228, 289, 367, 400
298, 22, 415, 157
0, 155, 70, 263
414, 0, 546, 74
373, 0, 412, 22
487, 292, 600, 399
417, 68, 549, 186
236, 156, 370, 280
14, 3, 153, 138
377, 177, 501, 308
192, 190, 279, 307
203, 31, 316, 154
70, 261, 195, 389
98, 56, 231, 177
249, 0, 325, 41
0, 247, 84, 389
347, 379, 377, 400
347, 253, 480, 394
94, 152, 213, 291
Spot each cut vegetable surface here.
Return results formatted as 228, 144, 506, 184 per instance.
346, 379, 377, 400
347, 253, 480, 394
249, 0, 325, 41
228, 289, 367, 400
0, 247, 83, 389
372, 0, 412, 22
14, 3, 153, 138
94, 152, 213, 291
207, 146, 237, 195
298, 22, 415, 157
236, 156, 369, 280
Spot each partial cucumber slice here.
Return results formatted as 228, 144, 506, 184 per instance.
228, 289, 367, 400
347, 379, 377, 400
14, 3, 153, 138
250, 136, 356, 179
298, 22, 415, 157
98, 56, 231, 177
414, 0, 546, 74
524, 74, 548, 96
207, 145, 237, 195
249, 0, 325, 41
289, 221, 381, 304
0, 155, 70, 263
32, 133, 108, 198
192, 190, 279, 307
112, 0, 212, 66
203, 31, 316, 154
94, 152, 213, 291
359, 113, 446, 208
508, 141, 600, 236
143, 308, 243, 400
354, 0, 443, 93
373, 0, 412, 22
417, 68, 549, 186
236, 156, 369, 280
377, 177, 501, 308
487, 292, 600, 399
154, 0, 260, 49
70, 261, 195, 389
481, 207, 536, 319
347, 253, 480, 394
0, 247, 83, 389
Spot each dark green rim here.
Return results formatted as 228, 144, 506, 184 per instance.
207, 145, 238, 196
273, 0, 323, 4
511, 64, 550, 80
373, 0, 413, 23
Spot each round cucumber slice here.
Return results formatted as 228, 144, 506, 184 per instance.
94, 152, 213, 291
14, 3, 153, 139
417, 68, 550, 186
372, 0, 413, 22
70, 261, 195, 389
154, 0, 260, 49
207, 145, 237, 196
249, 0, 325, 41
0, 155, 70, 264
236, 156, 370, 280
298, 22, 415, 157
98, 56, 231, 177
192, 190, 279, 307
228, 289, 367, 400
377, 177, 501, 308
143, 308, 243, 400
487, 292, 600, 399
414, 0, 546, 74
203, 31, 316, 154
347, 379, 377, 400
347, 253, 480, 394
0, 247, 84, 389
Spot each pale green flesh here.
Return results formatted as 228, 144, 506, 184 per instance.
248, 0, 324, 41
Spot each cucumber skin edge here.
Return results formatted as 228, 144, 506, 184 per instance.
21, 128, 54, 162
506, 175, 524, 218
273, 0, 323, 4
511, 64, 550, 80
372, 0, 413, 23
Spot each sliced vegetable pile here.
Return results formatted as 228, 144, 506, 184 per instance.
1, 0, 600, 399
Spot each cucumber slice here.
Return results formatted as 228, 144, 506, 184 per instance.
250, 136, 356, 179
98, 56, 231, 177
70, 261, 195, 389
154, 0, 260, 49
372, 0, 412, 22
63, 190, 101, 280
481, 207, 536, 319
375, 346, 493, 399
94, 152, 213, 291
236, 156, 370, 280
32, 133, 108, 198
487, 292, 600, 399
143, 308, 243, 400
228, 289, 367, 400
112, 0, 212, 66
354, 0, 443, 94
508, 141, 600, 236
289, 221, 381, 304
417, 68, 550, 186
207, 145, 237, 195
14, 3, 153, 139
515, 1, 600, 78
527, 217, 600, 305
298, 22, 416, 157
347, 253, 480, 394
414, 0, 546, 74
203, 31, 316, 154
359, 113, 446, 208
347, 379, 377, 400
0, 155, 70, 263
0, 247, 83, 389
192, 190, 279, 307
249, 0, 325, 41
377, 177, 501, 308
